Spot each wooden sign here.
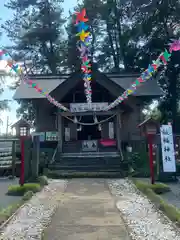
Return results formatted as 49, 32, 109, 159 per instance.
70, 102, 108, 112
160, 125, 176, 172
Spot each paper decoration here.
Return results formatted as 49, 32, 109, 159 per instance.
75, 8, 88, 24
0, 49, 69, 112
103, 47, 175, 111
75, 8, 92, 105
1, 38, 180, 114
160, 125, 176, 172
169, 40, 180, 53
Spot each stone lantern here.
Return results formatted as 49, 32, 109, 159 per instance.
138, 117, 159, 136
11, 118, 31, 138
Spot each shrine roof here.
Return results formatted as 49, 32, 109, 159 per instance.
13, 72, 163, 100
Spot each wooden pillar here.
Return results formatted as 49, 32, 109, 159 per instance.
116, 112, 121, 152
24, 137, 32, 182
32, 135, 40, 180
11, 140, 16, 178
58, 113, 63, 152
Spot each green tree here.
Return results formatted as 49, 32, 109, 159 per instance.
2, 0, 67, 123
134, 0, 180, 131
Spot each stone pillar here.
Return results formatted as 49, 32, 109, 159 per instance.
58, 113, 63, 152
24, 137, 32, 182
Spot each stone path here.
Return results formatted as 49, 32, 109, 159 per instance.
42, 179, 130, 240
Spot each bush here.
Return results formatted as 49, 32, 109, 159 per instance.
7, 183, 41, 196
38, 176, 48, 186
22, 191, 34, 201
133, 180, 170, 195
150, 183, 170, 194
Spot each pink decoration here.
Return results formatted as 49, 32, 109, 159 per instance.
169, 40, 180, 53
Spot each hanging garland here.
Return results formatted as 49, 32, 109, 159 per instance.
103, 41, 180, 111
0, 50, 70, 112
0, 37, 180, 115
75, 8, 92, 105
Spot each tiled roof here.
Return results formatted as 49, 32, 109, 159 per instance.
13, 73, 162, 99
106, 73, 163, 96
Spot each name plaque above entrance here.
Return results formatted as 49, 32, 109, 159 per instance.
70, 102, 109, 112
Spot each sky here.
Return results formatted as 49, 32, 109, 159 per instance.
0, 0, 78, 133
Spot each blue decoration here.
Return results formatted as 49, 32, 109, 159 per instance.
77, 22, 89, 32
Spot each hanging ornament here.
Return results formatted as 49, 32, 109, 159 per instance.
75, 8, 92, 105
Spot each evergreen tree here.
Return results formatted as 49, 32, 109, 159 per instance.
3, 0, 66, 74
2, 0, 66, 123
135, 0, 180, 130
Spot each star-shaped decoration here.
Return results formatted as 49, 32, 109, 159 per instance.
127, 89, 133, 95
147, 64, 154, 74
75, 8, 88, 24
77, 22, 89, 32
163, 49, 171, 61
77, 30, 90, 42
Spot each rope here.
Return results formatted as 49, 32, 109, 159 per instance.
62, 112, 118, 125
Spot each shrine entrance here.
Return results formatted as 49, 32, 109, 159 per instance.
77, 115, 101, 141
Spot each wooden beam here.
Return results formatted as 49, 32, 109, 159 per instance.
59, 110, 118, 117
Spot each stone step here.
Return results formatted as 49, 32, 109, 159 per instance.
60, 152, 120, 158
48, 164, 123, 171
46, 169, 127, 178
55, 159, 122, 166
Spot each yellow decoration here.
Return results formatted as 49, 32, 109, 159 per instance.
127, 89, 133, 95
77, 30, 90, 42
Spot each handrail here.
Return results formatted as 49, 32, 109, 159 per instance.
50, 144, 58, 164
0, 139, 19, 142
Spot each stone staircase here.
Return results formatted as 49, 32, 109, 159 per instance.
48, 152, 128, 178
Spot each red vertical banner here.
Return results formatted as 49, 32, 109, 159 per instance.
20, 136, 25, 186
148, 134, 155, 184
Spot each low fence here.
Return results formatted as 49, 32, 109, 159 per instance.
0, 139, 20, 176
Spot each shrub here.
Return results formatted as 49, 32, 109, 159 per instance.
133, 180, 170, 195
150, 183, 170, 194
22, 191, 34, 201
38, 176, 48, 186
7, 183, 41, 196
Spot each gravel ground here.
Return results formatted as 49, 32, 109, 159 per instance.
0, 179, 67, 240
108, 178, 180, 240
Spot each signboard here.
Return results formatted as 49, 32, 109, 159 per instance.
70, 102, 108, 112
160, 125, 176, 172
82, 140, 97, 151
109, 122, 114, 139
31, 132, 45, 142
65, 128, 70, 142
46, 132, 58, 141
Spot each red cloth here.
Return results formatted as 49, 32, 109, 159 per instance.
99, 139, 116, 146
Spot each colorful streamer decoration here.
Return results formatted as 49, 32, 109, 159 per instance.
103, 45, 178, 111
75, 8, 92, 105
0, 50, 69, 112
169, 40, 180, 53
0, 38, 180, 113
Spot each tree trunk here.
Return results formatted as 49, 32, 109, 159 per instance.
114, 0, 128, 70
